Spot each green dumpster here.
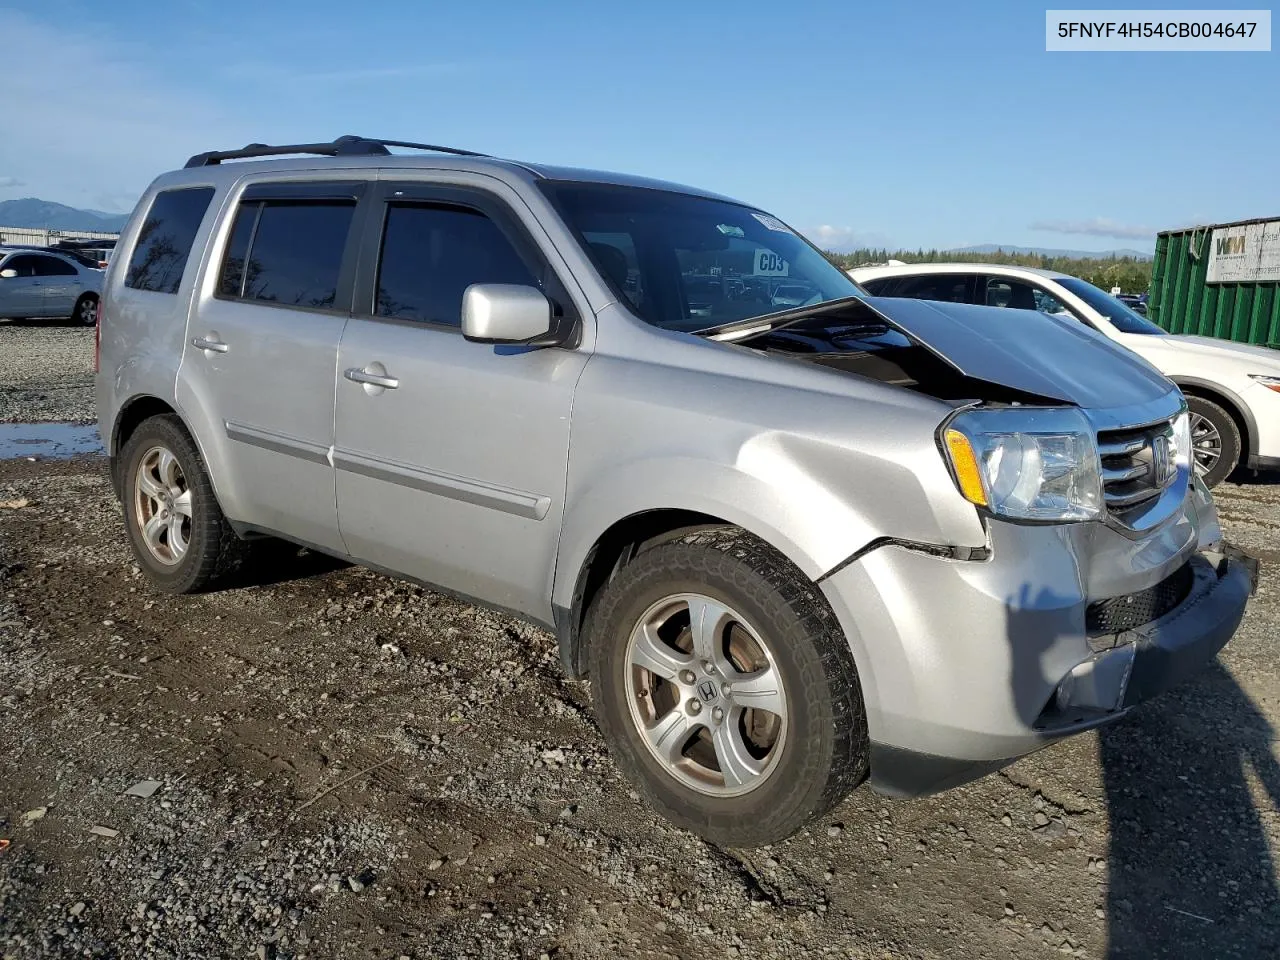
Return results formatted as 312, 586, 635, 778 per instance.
1149, 218, 1280, 349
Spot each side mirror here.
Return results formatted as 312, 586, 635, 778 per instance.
0, 269, 16, 279
462, 283, 569, 347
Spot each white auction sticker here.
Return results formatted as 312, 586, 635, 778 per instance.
1046, 10, 1271, 50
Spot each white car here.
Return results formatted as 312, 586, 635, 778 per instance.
850, 263, 1280, 487
0, 246, 104, 326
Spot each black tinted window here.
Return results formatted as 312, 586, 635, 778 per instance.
217, 203, 258, 298
983, 278, 1038, 310
34, 255, 77, 277
375, 204, 535, 325
126, 187, 215, 294
2, 255, 40, 277
235, 201, 354, 310
895, 274, 973, 303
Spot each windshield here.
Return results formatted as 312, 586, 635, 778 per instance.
1055, 276, 1165, 335
541, 181, 864, 332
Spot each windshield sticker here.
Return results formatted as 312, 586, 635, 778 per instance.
716, 223, 745, 238
751, 213, 792, 234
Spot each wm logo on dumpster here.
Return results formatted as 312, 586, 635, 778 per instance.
1216, 236, 1247, 256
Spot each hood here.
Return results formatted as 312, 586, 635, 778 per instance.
1155, 334, 1280, 367
859, 296, 1176, 408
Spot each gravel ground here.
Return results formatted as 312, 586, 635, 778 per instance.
0, 321, 96, 423
0, 456, 1278, 960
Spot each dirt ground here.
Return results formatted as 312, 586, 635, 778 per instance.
0, 452, 1277, 960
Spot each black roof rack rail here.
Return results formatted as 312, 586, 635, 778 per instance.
184, 135, 488, 169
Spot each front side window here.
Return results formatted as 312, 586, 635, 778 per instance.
1, 254, 40, 277
542, 182, 862, 333
374, 204, 536, 325
984, 277, 1040, 310
126, 187, 215, 294
216, 200, 355, 310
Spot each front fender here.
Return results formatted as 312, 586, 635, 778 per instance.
551, 438, 987, 614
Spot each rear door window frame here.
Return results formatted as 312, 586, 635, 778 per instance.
212, 180, 371, 318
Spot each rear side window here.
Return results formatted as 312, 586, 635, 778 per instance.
35, 256, 78, 277
894, 274, 974, 304
375, 204, 536, 326
216, 200, 355, 310
125, 187, 215, 294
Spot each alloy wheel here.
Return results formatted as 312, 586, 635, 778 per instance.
624, 593, 788, 797
1189, 412, 1222, 477
132, 445, 193, 566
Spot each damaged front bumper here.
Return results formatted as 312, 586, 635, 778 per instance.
1037, 544, 1256, 730
819, 515, 1259, 798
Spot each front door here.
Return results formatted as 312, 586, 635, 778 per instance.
333, 181, 588, 620
177, 180, 369, 551
0, 255, 48, 317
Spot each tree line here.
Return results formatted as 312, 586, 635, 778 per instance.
823, 247, 1153, 295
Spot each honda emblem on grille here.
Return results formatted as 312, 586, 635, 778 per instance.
1151, 433, 1174, 487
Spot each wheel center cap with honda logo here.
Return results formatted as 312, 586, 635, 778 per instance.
697, 679, 719, 703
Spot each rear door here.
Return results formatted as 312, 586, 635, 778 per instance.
178, 180, 369, 551
32, 253, 82, 316
332, 180, 588, 620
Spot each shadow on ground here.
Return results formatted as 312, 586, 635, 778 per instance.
1100, 661, 1280, 957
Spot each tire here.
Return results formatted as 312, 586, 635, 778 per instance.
73, 293, 98, 327
1185, 395, 1241, 488
585, 527, 868, 846
118, 414, 247, 593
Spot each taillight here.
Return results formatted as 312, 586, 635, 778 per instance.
93, 299, 103, 372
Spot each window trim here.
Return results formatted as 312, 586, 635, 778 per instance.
350, 181, 581, 341
124, 185, 216, 295
210, 180, 370, 317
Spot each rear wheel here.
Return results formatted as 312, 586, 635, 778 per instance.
1185, 395, 1241, 488
586, 527, 868, 846
73, 294, 98, 327
119, 415, 247, 593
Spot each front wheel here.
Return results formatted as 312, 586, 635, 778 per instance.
586, 528, 869, 846
1186, 396, 1241, 488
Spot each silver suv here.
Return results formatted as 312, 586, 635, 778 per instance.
96, 136, 1257, 846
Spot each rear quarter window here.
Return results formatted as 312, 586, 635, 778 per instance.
125, 187, 216, 294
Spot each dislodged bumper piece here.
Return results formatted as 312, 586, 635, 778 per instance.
1039, 546, 1255, 728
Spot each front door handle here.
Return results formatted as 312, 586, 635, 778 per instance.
192, 335, 229, 353
344, 367, 399, 389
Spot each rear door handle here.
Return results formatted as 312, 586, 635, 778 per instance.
344, 367, 399, 389
192, 336, 229, 353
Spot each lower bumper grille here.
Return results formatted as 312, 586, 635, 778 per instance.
1086, 561, 1195, 640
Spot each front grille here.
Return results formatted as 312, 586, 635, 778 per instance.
1097, 419, 1178, 521
1086, 561, 1195, 639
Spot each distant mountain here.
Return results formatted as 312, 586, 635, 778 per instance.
0, 198, 128, 233
950, 243, 1153, 260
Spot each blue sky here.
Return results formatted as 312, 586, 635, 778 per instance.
0, 1, 1275, 252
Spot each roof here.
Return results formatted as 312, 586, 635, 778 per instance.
159, 136, 742, 204
848, 262, 1072, 281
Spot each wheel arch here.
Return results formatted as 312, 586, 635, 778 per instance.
110, 395, 231, 512
1171, 376, 1256, 462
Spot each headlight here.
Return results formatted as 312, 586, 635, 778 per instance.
1249, 374, 1280, 394
940, 407, 1103, 522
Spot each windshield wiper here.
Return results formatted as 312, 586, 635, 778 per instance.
693, 295, 869, 343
